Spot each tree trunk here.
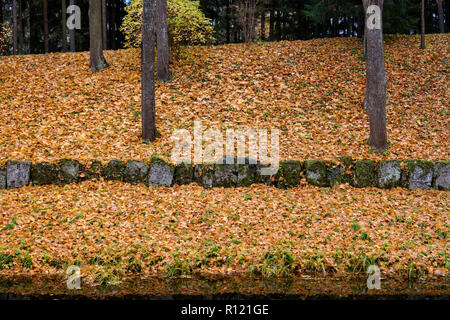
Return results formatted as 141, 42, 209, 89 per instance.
89, 0, 108, 72
269, 8, 274, 40
225, 0, 230, 43
102, 0, 107, 50
69, 0, 76, 52
436, 0, 444, 33
156, 0, 169, 81
420, 0, 425, 49
362, 1, 368, 56
142, 0, 157, 142
18, 0, 24, 53
363, 0, 387, 151
44, 0, 49, 53
261, 11, 266, 40
62, 0, 67, 52
13, 0, 18, 54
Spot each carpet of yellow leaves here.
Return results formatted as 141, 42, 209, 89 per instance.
0, 180, 448, 284
0, 34, 448, 165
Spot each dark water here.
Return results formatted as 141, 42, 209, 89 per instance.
0, 274, 448, 300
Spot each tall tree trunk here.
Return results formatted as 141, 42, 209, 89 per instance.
89, 0, 108, 72
142, 0, 157, 142
13, 0, 18, 54
436, 0, 444, 33
225, 0, 230, 42
156, 0, 169, 81
269, 8, 274, 40
261, 11, 266, 40
420, 0, 425, 49
363, 0, 387, 151
363, 2, 368, 57
111, 0, 117, 49
62, 0, 67, 52
18, 0, 23, 53
102, 0, 107, 50
44, 0, 49, 53
69, 0, 76, 52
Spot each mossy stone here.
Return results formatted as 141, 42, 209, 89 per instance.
277, 161, 302, 189
433, 162, 450, 191
59, 159, 81, 185
354, 160, 376, 187
6, 161, 31, 189
31, 162, 59, 186
102, 160, 126, 181
148, 156, 175, 187
236, 163, 257, 187
377, 160, 401, 188
194, 164, 215, 188
406, 160, 434, 190
329, 157, 354, 187
82, 160, 103, 180
304, 160, 330, 187
124, 161, 148, 184
174, 163, 194, 185
0, 167, 6, 189
213, 164, 237, 188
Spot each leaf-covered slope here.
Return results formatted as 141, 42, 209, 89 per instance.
0, 34, 448, 165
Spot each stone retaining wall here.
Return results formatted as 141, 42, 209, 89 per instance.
0, 157, 448, 190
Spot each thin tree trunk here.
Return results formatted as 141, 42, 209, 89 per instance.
89, 0, 108, 72
226, 0, 230, 42
13, 0, 18, 54
156, 0, 169, 81
363, 0, 387, 151
261, 11, 266, 40
62, 0, 67, 52
436, 0, 444, 33
44, 0, 49, 53
363, 1, 368, 57
69, 0, 76, 52
142, 0, 157, 142
420, 0, 425, 49
269, 8, 274, 40
18, 0, 23, 53
102, 0, 107, 50
111, 1, 117, 49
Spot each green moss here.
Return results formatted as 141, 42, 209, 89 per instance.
83, 160, 103, 180
102, 160, 126, 181
174, 163, 194, 185
406, 160, 434, 177
304, 160, 330, 187
236, 164, 257, 187
277, 161, 303, 189
194, 164, 215, 188
58, 159, 81, 184
31, 162, 59, 185
354, 160, 376, 187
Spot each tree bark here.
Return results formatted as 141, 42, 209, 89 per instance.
261, 11, 266, 40
44, 0, 49, 53
420, 0, 425, 49
142, 0, 157, 142
18, 0, 23, 53
69, 0, 76, 52
225, 0, 230, 43
13, 0, 18, 54
269, 8, 274, 41
363, 0, 387, 151
102, 0, 107, 50
436, 0, 444, 33
62, 0, 67, 52
156, 0, 169, 81
89, 0, 109, 72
